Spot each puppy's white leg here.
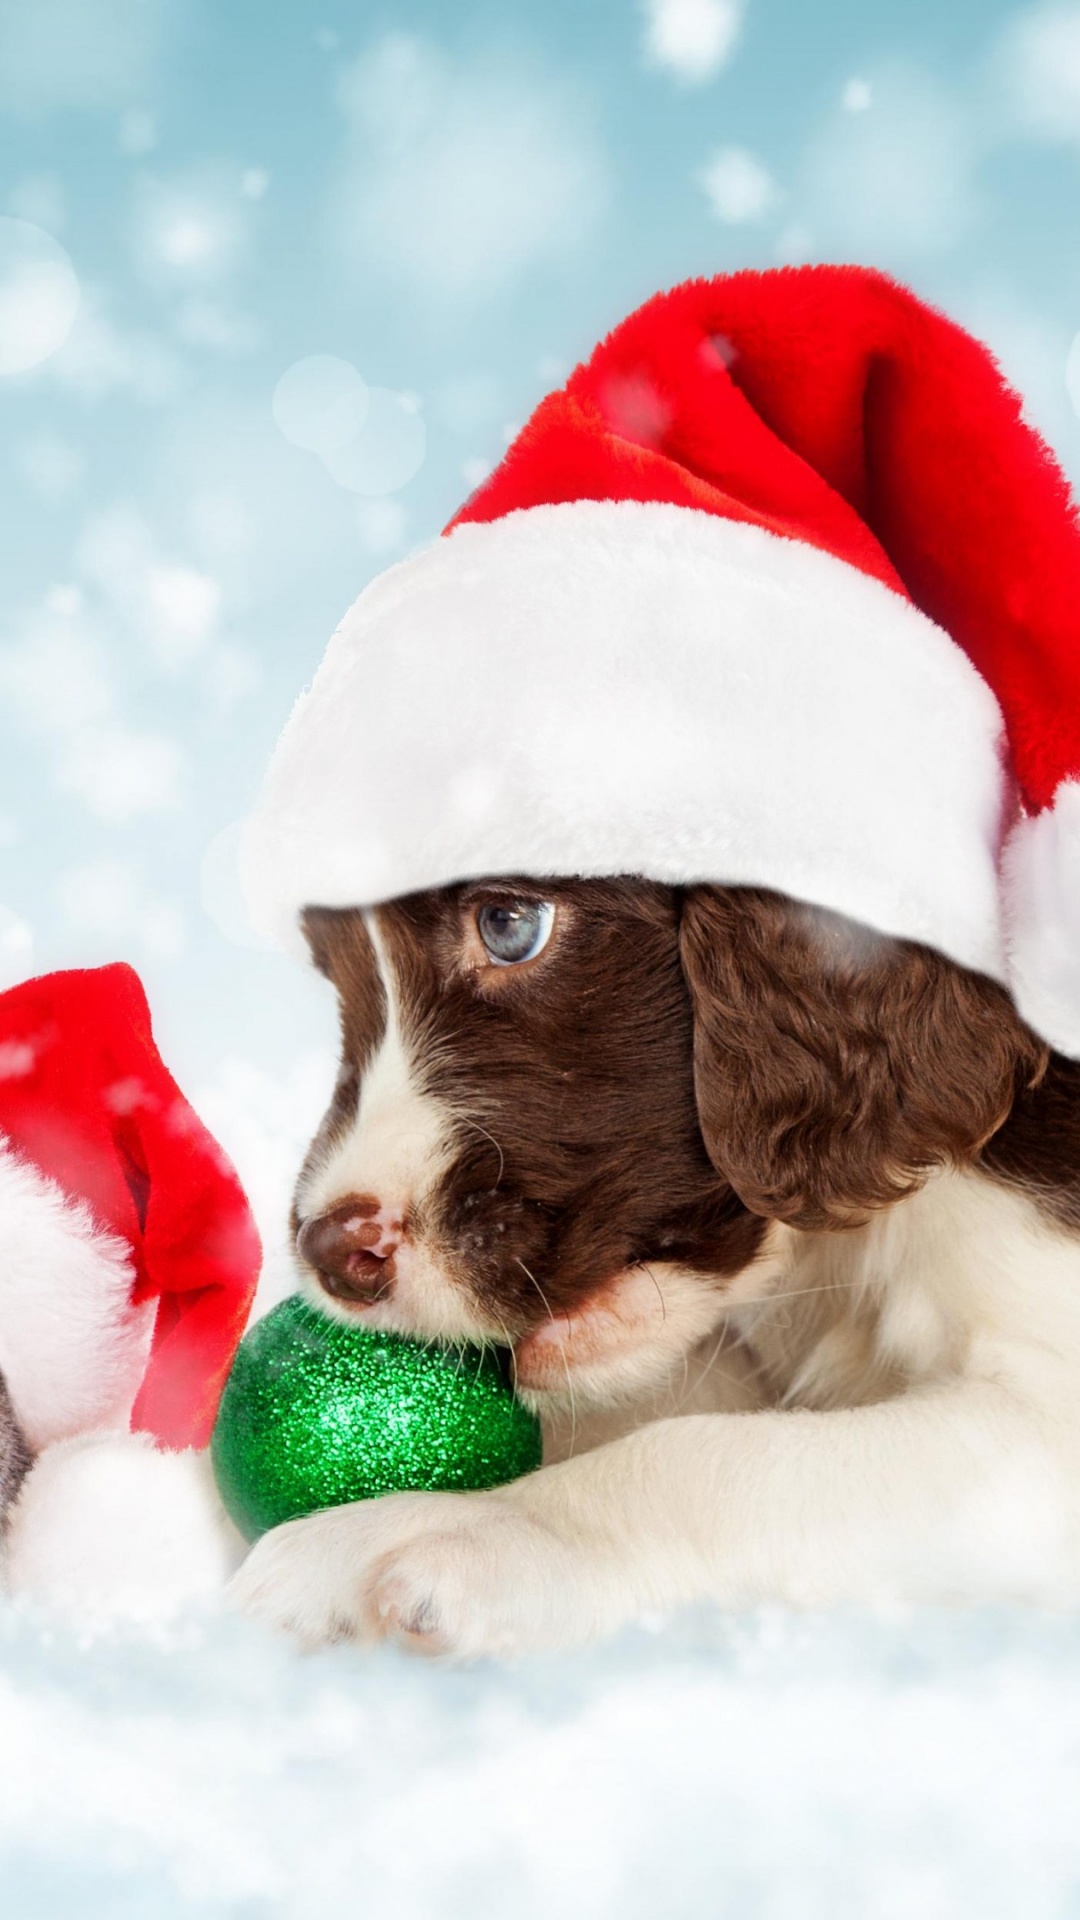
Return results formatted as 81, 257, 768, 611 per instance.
232, 1376, 1074, 1656
516, 1380, 1075, 1613
230, 1488, 600, 1657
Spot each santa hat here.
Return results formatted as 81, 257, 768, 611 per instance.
0, 962, 260, 1455
243, 265, 1080, 1057
0, 964, 260, 1623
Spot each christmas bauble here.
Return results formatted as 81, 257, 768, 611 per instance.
211, 1295, 543, 1541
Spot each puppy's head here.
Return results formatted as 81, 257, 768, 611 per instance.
294, 882, 1045, 1408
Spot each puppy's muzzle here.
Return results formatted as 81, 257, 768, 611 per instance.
296, 1195, 402, 1305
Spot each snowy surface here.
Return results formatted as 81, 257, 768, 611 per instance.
2, 1598, 1080, 1917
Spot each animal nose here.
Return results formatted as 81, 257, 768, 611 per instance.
296, 1195, 403, 1304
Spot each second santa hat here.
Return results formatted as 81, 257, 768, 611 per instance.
244, 265, 1080, 1057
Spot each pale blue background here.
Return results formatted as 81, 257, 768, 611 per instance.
2, 0, 1080, 1199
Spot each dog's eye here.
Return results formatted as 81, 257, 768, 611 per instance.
476, 900, 555, 967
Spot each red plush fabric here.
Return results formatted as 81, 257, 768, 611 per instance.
450, 265, 1080, 815
0, 964, 260, 1449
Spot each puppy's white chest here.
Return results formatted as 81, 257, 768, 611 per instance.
728, 1184, 978, 1414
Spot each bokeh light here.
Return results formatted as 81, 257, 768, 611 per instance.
320, 387, 426, 494
271, 354, 369, 454
0, 218, 79, 376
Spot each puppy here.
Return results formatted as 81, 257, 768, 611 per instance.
232, 880, 1080, 1657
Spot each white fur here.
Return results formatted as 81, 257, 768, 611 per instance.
296, 916, 480, 1342
298, 916, 451, 1225
242, 501, 1012, 996
1003, 777, 1080, 1056
5, 1431, 243, 1627
232, 1168, 1080, 1657
0, 1140, 154, 1451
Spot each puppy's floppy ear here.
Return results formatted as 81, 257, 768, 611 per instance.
678, 886, 1048, 1231
300, 906, 336, 977
300, 905, 370, 981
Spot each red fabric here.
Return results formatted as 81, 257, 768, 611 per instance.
0, 964, 260, 1449
450, 265, 1080, 815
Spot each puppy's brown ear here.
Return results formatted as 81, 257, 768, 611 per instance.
300, 905, 371, 981
678, 886, 1048, 1231
300, 906, 332, 976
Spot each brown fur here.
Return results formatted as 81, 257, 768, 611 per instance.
298, 879, 1080, 1330
680, 886, 1053, 1231
292, 910, 387, 1250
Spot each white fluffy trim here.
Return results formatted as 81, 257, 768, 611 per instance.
4, 1431, 243, 1627
1003, 779, 1080, 1058
242, 500, 1011, 987
0, 1141, 154, 1451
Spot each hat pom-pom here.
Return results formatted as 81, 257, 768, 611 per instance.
3, 1431, 244, 1629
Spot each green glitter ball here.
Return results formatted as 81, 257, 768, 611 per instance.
211, 1295, 543, 1541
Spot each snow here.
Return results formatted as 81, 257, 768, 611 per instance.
59, 721, 183, 823
804, 66, 975, 261
698, 147, 778, 224
42, 286, 183, 404
642, 0, 743, 84
842, 77, 873, 113
1001, 3, 1080, 145
1, 1599, 1079, 1914
56, 857, 186, 963
134, 172, 246, 284
194, 1049, 337, 1316
0, 589, 183, 824
331, 35, 609, 304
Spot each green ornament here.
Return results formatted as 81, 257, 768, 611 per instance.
211, 1295, 543, 1541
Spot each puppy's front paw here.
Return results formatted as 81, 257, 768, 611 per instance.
227, 1493, 441, 1647
229, 1488, 603, 1660
362, 1504, 577, 1659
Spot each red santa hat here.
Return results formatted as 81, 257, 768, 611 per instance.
0, 964, 260, 1619
0, 962, 259, 1454
243, 265, 1080, 1056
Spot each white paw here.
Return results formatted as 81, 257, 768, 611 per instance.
228, 1488, 601, 1660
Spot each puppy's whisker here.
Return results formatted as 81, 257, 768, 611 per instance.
637, 1261, 668, 1324
672, 1323, 746, 1413
493, 1311, 516, 1363
455, 1113, 506, 1189
728, 1276, 863, 1313
491, 1310, 527, 1404
639, 1261, 688, 1402
515, 1255, 556, 1328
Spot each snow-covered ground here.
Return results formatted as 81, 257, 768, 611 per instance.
2, 1599, 1080, 1917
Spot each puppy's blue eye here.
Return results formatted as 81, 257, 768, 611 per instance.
476, 900, 555, 966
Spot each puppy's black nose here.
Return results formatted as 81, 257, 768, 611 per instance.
296, 1196, 400, 1304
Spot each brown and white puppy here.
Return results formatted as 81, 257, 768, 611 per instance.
232, 881, 1080, 1657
